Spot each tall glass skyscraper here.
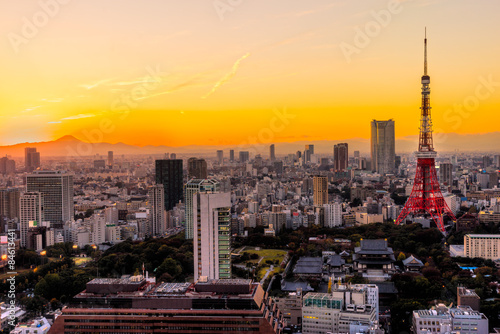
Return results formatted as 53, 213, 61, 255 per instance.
155, 159, 184, 212
371, 120, 395, 175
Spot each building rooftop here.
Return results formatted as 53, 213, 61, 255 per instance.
293, 257, 323, 275
403, 255, 424, 267
466, 234, 500, 238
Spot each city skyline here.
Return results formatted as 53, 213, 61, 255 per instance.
1, 1, 500, 147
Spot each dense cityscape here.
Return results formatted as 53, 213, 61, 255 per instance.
1, 1, 500, 334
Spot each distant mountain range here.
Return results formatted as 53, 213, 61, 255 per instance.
0, 132, 499, 158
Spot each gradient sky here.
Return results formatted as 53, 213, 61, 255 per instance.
1, 0, 499, 147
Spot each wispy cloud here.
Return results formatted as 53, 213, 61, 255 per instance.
202, 53, 251, 99
137, 78, 207, 101
80, 78, 116, 90
47, 113, 96, 124
115, 78, 161, 86
22, 106, 42, 113
61, 113, 96, 120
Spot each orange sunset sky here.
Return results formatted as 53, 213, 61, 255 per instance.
0, 0, 499, 147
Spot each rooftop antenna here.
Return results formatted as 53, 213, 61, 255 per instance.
424, 27, 427, 76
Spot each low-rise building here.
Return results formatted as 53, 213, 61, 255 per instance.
402, 255, 424, 272
11, 317, 51, 334
302, 286, 381, 334
413, 304, 488, 334
49, 277, 284, 333
457, 287, 480, 312
464, 234, 500, 260
353, 239, 395, 281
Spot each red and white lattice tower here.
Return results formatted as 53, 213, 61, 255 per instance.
395, 30, 456, 232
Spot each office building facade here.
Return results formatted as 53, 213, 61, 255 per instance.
440, 163, 453, 187
26, 171, 73, 228
155, 159, 183, 211
193, 191, 231, 281
148, 184, 165, 236
185, 179, 219, 240
216, 150, 224, 165
464, 234, 500, 260
313, 176, 328, 207
187, 158, 208, 179
25, 147, 40, 172
19, 192, 44, 248
371, 120, 395, 175
334, 143, 348, 171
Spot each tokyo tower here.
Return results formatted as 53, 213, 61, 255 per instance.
395, 30, 456, 232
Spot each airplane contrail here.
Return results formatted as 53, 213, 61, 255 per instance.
202, 52, 250, 99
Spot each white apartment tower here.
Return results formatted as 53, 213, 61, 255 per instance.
185, 179, 219, 240
323, 203, 342, 227
148, 184, 165, 236
193, 191, 231, 281
19, 192, 43, 248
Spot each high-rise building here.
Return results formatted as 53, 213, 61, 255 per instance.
371, 119, 395, 175
155, 160, 183, 212
274, 161, 283, 175
193, 191, 231, 281
269, 212, 286, 234
216, 150, 223, 165
269, 144, 276, 161
334, 143, 348, 171
239, 151, 249, 163
229, 149, 234, 162
93, 160, 106, 170
323, 203, 342, 227
440, 163, 453, 187
482, 155, 492, 168
395, 155, 401, 171
107, 151, 113, 169
0, 188, 20, 220
26, 171, 74, 228
25, 147, 41, 172
494, 155, 500, 168
0, 156, 15, 174
19, 192, 43, 248
304, 145, 314, 163
185, 179, 219, 240
187, 158, 208, 179
148, 184, 165, 236
170, 153, 177, 160
313, 176, 328, 206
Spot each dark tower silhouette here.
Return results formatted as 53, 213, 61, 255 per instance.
395, 30, 456, 232
155, 159, 183, 211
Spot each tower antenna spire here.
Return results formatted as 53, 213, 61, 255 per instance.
424, 27, 427, 75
